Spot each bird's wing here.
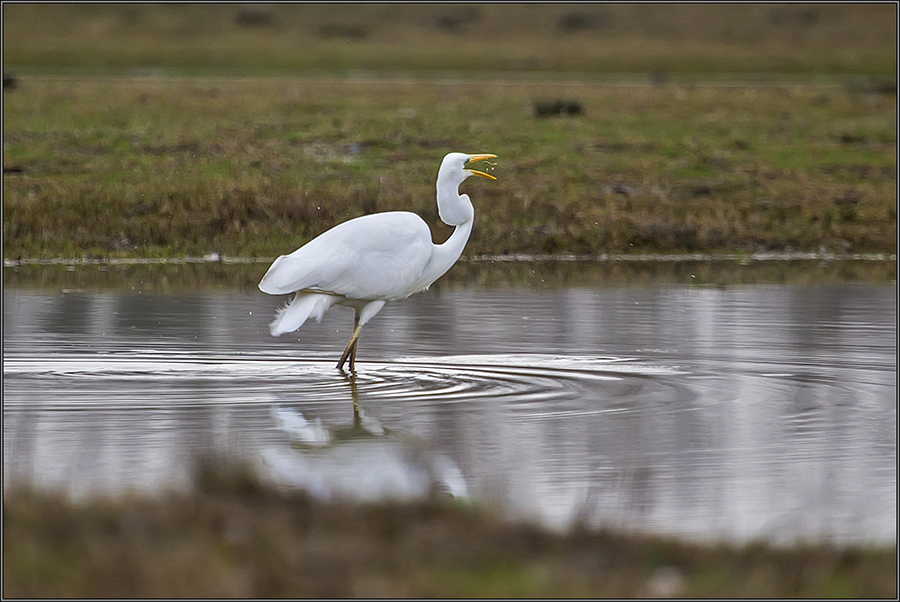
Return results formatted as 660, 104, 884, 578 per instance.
258, 212, 434, 300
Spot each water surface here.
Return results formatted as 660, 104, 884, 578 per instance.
3, 262, 896, 545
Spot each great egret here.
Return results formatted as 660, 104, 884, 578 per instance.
259, 152, 497, 371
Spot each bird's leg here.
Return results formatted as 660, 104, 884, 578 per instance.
348, 339, 358, 372
336, 331, 359, 371
348, 312, 360, 372
336, 312, 362, 372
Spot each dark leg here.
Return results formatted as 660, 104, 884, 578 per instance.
348, 311, 360, 371
348, 337, 358, 373
336, 311, 362, 372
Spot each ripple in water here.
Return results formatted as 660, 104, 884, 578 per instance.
3, 283, 896, 545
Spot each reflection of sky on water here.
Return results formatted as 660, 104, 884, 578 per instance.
3, 281, 896, 545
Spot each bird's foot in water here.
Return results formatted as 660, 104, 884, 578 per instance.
336, 339, 358, 372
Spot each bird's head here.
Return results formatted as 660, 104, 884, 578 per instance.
436, 152, 497, 225
439, 152, 497, 186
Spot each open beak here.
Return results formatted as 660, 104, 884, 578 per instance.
465, 153, 498, 180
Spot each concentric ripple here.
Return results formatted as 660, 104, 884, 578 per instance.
2, 350, 684, 411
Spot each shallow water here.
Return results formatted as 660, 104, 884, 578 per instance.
3, 263, 897, 545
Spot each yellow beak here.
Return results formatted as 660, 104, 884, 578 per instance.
465, 153, 498, 180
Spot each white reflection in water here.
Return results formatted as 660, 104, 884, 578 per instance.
265, 381, 468, 501
3, 282, 896, 545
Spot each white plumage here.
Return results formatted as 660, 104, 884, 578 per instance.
259, 152, 497, 371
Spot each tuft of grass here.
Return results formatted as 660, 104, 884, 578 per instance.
3, 77, 895, 260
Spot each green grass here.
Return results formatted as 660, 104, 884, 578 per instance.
3, 77, 896, 260
2, 4, 896, 260
4, 464, 896, 598
3, 4, 896, 76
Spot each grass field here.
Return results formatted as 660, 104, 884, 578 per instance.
3, 4, 896, 76
3, 3, 897, 260
3, 77, 896, 259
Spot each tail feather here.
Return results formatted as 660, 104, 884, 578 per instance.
269, 293, 334, 337
259, 255, 298, 295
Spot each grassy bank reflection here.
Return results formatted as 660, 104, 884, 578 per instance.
4, 257, 896, 294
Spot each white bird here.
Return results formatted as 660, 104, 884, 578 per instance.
259, 152, 497, 371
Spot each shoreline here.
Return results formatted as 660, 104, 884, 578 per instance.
4, 251, 897, 269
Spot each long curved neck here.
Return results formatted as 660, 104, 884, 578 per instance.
427, 218, 473, 283
418, 172, 475, 289
436, 168, 474, 227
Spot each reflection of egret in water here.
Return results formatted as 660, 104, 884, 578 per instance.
262, 373, 468, 502
271, 373, 386, 447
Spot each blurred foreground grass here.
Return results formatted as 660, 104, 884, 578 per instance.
4, 462, 896, 598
